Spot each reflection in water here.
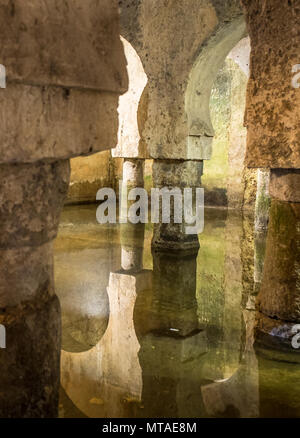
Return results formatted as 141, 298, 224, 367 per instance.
254, 200, 300, 418
53, 205, 300, 418
256, 201, 300, 349
2, 204, 299, 418
136, 249, 207, 418
0, 294, 61, 418
52, 205, 300, 418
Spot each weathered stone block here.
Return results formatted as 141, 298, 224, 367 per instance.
0, 243, 54, 307
0, 85, 120, 163
152, 160, 203, 188
0, 160, 70, 248
269, 169, 300, 203
242, 0, 300, 169
0, 0, 127, 93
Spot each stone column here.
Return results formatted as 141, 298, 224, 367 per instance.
0, 161, 70, 417
242, 0, 300, 170
255, 170, 300, 356
151, 160, 203, 251
241, 1, 300, 356
254, 169, 270, 232
123, 159, 145, 189
0, 0, 128, 418
253, 169, 270, 295
120, 159, 145, 223
120, 223, 145, 272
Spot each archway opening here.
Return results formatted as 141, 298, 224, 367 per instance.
202, 37, 257, 210
54, 36, 148, 356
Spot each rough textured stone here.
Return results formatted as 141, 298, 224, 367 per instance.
0, 242, 54, 308
0, 2, 129, 418
120, 159, 145, 223
186, 16, 246, 160
269, 169, 300, 203
0, 0, 128, 164
0, 85, 120, 163
0, 160, 70, 248
152, 160, 203, 189
0, 0, 127, 93
242, 0, 300, 169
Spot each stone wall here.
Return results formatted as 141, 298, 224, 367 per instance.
67, 152, 122, 205
66, 34, 147, 205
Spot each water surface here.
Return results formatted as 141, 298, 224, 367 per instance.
54, 204, 300, 418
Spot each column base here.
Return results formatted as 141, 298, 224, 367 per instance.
151, 231, 200, 253
255, 311, 300, 364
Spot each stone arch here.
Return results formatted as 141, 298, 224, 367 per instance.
185, 16, 247, 160
67, 35, 148, 204
202, 36, 254, 210
112, 36, 148, 160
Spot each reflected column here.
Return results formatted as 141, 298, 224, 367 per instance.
135, 248, 207, 417
60, 222, 151, 418
101, 222, 151, 415
255, 169, 300, 356
254, 184, 300, 417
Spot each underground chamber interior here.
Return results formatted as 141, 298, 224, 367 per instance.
1, 0, 300, 421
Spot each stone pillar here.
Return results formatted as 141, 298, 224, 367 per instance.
253, 169, 270, 295
254, 169, 270, 232
120, 159, 145, 223
242, 0, 300, 170
253, 231, 267, 296
151, 160, 203, 251
0, 161, 70, 417
255, 171, 300, 356
123, 159, 145, 189
120, 223, 145, 272
241, 0, 300, 356
0, 0, 128, 418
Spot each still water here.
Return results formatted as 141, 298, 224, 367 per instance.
54, 204, 300, 418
